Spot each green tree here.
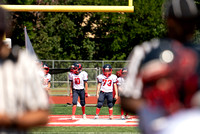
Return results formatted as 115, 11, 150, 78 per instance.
6, 0, 168, 60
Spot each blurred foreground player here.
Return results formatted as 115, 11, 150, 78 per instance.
0, 7, 49, 133
69, 63, 88, 120
120, 0, 200, 133
95, 64, 118, 120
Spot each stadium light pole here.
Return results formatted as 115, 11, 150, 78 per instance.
0, 0, 134, 13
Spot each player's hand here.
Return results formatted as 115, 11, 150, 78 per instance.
85, 93, 89, 97
70, 93, 73, 98
115, 94, 118, 100
45, 87, 49, 91
96, 94, 99, 99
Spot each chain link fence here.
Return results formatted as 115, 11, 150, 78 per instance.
41, 60, 129, 96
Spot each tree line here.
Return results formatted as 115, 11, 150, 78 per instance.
3, 0, 200, 60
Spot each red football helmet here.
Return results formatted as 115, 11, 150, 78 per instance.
73, 63, 82, 74
103, 64, 112, 77
116, 69, 122, 78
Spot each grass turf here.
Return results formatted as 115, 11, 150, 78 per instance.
50, 104, 124, 115
31, 126, 140, 133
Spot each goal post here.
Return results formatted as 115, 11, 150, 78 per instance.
0, 0, 134, 13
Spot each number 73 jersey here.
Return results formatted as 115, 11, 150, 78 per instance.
97, 74, 117, 92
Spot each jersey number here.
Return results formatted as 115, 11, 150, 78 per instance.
75, 78, 80, 84
103, 79, 112, 86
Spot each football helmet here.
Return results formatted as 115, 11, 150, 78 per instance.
102, 64, 112, 77
116, 69, 122, 78
73, 62, 82, 74
70, 64, 75, 73
43, 63, 49, 74
122, 67, 128, 78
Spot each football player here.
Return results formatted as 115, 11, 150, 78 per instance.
95, 64, 118, 120
69, 63, 88, 120
68, 64, 81, 107
112, 69, 122, 106
117, 68, 129, 120
42, 63, 51, 94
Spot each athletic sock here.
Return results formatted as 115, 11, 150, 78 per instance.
109, 109, 113, 116
82, 106, 85, 114
96, 108, 101, 115
121, 108, 124, 116
72, 105, 77, 115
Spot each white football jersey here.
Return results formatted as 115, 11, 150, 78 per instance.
42, 73, 51, 88
117, 77, 125, 86
97, 74, 117, 92
70, 71, 88, 89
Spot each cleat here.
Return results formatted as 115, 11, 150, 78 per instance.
125, 115, 130, 119
121, 115, 125, 120
109, 115, 113, 120
83, 114, 87, 119
94, 114, 99, 119
71, 115, 75, 120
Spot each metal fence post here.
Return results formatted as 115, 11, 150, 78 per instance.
52, 60, 55, 88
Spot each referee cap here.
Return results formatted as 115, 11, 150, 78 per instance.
164, 0, 199, 20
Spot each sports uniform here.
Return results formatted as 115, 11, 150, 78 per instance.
68, 67, 81, 107
69, 63, 88, 119
0, 7, 49, 133
43, 73, 51, 88
0, 50, 49, 133
42, 64, 51, 94
117, 68, 129, 120
95, 64, 118, 120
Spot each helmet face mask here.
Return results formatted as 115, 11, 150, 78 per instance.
70, 65, 75, 73
73, 63, 82, 74
102, 64, 112, 77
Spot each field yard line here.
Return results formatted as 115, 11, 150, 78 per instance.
47, 115, 139, 127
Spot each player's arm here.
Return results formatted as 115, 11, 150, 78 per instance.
84, 72, 89, 97
70, 81, 73, 97
47, 82, 51, 89
84, 81, 88, 97
15, 110, 49, 129
96, 83, 101, 99
121, 97, 144, 114
45, 82, 51, 92
113, 83, 118, 100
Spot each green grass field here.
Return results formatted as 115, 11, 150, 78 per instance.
50, 87, 97, 95
30, 104, 141, 134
